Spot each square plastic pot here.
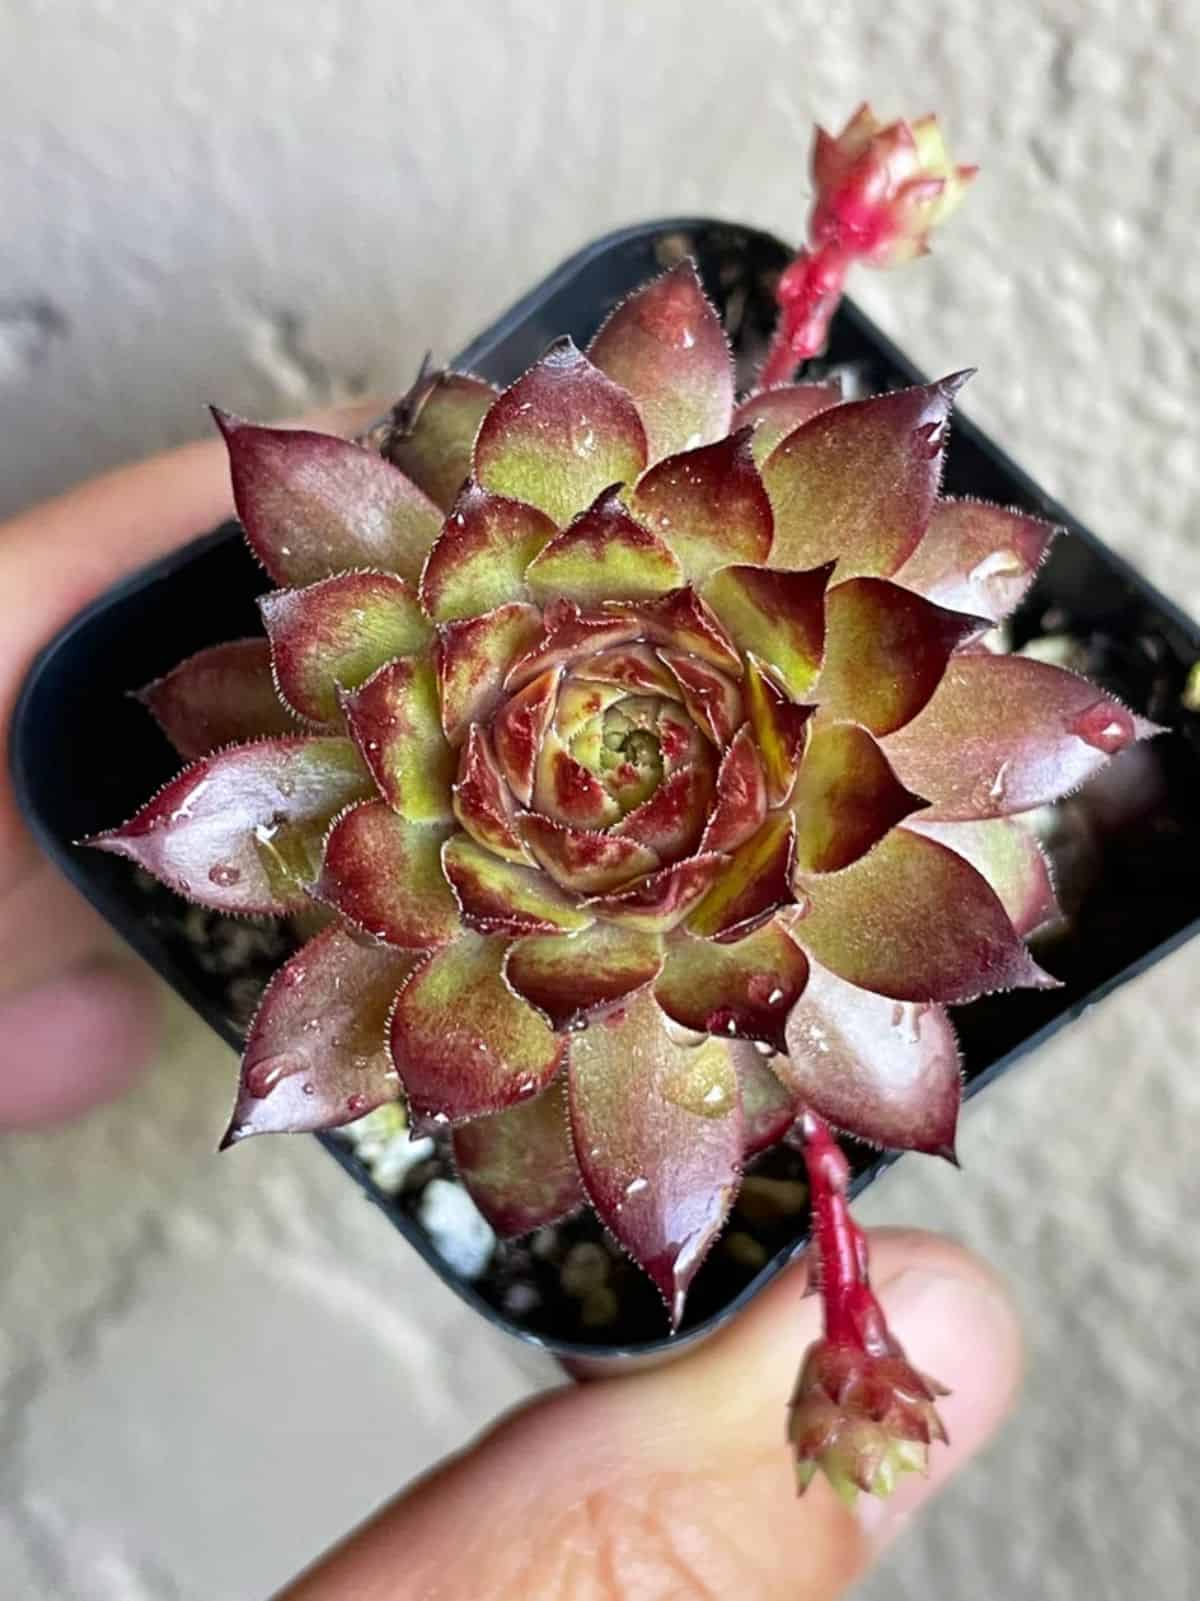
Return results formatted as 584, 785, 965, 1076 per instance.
12, 218, 1200, 1367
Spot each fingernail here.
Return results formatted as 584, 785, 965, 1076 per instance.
854, 1266, 1022, 1544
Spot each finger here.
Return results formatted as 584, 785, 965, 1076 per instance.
0, 400, 382, 888
277, 1230, 1022, 1601
0, 859, 119, 1000
0, 960, 161, 1127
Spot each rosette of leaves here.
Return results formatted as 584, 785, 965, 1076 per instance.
93, 261, 1153, 1329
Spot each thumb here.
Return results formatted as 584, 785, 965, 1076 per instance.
277, 1228, 1022, 1601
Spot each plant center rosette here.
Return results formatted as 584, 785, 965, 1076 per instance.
95, 262, 1154, 1335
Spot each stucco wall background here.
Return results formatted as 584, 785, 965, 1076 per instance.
2, 2, 1198, 1597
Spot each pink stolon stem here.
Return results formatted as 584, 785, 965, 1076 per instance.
798, 1108, 894, 1357
760, 245, 853, 389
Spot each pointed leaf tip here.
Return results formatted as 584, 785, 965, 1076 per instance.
220, 417, 442, 588
630, 429, 773, 584
525, 486, 682, 604
894, 497, 1059, 624
882, 656, 1155, 819
226, 925, 416, 1141
762, 380, 955, 578
588, 259, 734, 463
385, 371, 499, 512
135, 639, 301, 760
790, 825, 1051, 1004
474, 339, 647, 527
817, 577, 982, 736
87, 737, 373, 914
420, 481, 555, 622
567, 988, 744, 1324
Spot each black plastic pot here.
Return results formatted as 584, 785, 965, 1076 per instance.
12, 219, 1200, 1369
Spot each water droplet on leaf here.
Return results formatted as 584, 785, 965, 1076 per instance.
1070, 699, 1134, 754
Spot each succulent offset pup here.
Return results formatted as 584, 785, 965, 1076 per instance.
90, 107, 1156, 1501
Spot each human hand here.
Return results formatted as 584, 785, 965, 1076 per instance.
0, 404, 378, 1126
276, 1228, 1021, 1601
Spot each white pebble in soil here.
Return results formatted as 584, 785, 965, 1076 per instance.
335, 1105, 435, 1196
419, 1179, 496, 1280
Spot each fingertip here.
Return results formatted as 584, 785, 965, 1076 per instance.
0, 961, 161, 1128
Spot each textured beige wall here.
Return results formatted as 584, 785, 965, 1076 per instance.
3, 2, 1199, 1597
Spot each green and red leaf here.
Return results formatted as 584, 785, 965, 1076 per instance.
569, 646, 681, 704
224, 925, 414, 1144
567, 987, 743, 1324
656, 922, 809, 1051
686, 811, 795, 942
882, 656, 1158, 819
135, 639, 300, 760
790, 721, 925, 874
779, 958, 961, 1155
504, 923, 664, 1029
736, 1054, 800, 1156
571, 642, 683, 700
419, 482, 555, 622
503, 598, 638, 692
743, 657, 813, 808
789, 826, 1056, 1002
87, 736, 372, 914
533, 726, 621, 829
905, 818, 1059, 936
215, 412, 442, 587
341, 656, 455, 821
630, 431, 773, 583
452, 1086, 584, 1235
700, 724, 768, 854
518, 813, 659, 895
313, 801, 459, 947
386, 372, 499, 512
702, 562, 832, 699
659, 650, 744, 745
493, 665, 562, 806
587, 260, 734, 463
894, 497, 1057, 623
733, 383, 842, 464
525, 487, 682, 604
452, 726, 530, 864
442, 832, 593, 936
260, 571, 432, 725
608, 586, 741, 676
390, 932, 567, 1124
474, 337, 648, 526
761, 378, 964, 578
817, 578, 982, 736
436, 602, 546, 742
587, 852, 725, 932
611, 763, 715, 862
555, 678, 628, 743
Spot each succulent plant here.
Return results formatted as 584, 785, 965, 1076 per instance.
88, 111, 1157, 1501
